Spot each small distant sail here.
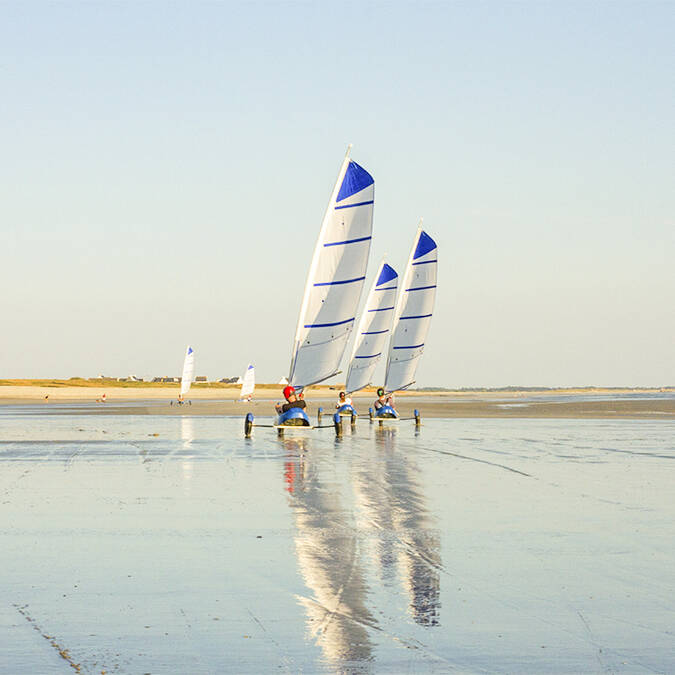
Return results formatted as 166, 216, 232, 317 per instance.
289, 147, 375, 388
180, 345, 195, 396
345, 261, 398, 393
240, 364, 255, 399
278, 376, 289, 385
384, 228, 437, 392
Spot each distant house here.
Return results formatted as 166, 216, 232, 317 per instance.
218, 377, 239, 383
153, 376, 179, 383
195, 376, 208, 382
129, 375, 143, 382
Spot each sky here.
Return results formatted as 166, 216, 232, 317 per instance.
1, 1, 673, 387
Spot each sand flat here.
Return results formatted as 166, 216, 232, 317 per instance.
1, 412, 673, 673
1, 385, 673, 419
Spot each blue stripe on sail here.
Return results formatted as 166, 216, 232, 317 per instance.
336, 161, 374, 202
187, 347, 193, 354
412, 259, 438, 266
400, 314, 432, 320
362, 329, 388, 335
368, 306, 395, 312
376, 263, 398, 286
393, 343, 424, 349
354, 352, 382, 359
323, 235, 372, 247
406, 285, 437, 292
413, 231, 437, 260
314, 276, 365, 287
374, 285, 397, 291
334, 200, 374, 210
304, 317, 355, 328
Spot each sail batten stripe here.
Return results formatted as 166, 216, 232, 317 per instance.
374, 286, 397, 291
368, 306, 395, 312
400, 314, 432, 320
405, 285, 437, 292
362, 329, 388, 335
393, 343, 425, 350
334, 200, 374, 210
412, 259, 438, 266
324, 236, 372, 247
304, 317, 355, 328
314, 276, 366, 287
354, 352, 381, 359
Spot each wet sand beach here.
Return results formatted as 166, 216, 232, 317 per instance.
1, 409, 673, 674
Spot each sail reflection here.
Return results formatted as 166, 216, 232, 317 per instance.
179, 417, 195, 495
356, 427, 442, 626
282, 437, 375, 672
180, 417, 195, 449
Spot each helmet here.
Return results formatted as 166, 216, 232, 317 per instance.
377, 388, 385, 397
283, 385, 296, 400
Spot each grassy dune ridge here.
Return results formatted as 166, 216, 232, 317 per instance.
0, 378, 285, 389
0, 379, 671, 393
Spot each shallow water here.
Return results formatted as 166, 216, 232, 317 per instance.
1, 411, 673, 674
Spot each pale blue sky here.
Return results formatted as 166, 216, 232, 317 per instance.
2, 1, 673, 387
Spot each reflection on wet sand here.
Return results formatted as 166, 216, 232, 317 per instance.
282, 437, 375, 673
180, 417, 195, 449
356, 427, 442, 626
180, 417, 195, 494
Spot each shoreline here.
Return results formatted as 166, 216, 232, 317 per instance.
1, 392, 673, 420
1, 384, 673, 420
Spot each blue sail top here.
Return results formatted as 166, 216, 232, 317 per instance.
413, 231, 437, 260
336, 161, 374, 202
376, 263, 398, 287
187, 347, 193, 355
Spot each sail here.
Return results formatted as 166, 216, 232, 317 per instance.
345, 261, 398, 393
289, 147, 375, 388
180, 345, 195, 395
384, 228, 437, 392
240, 364, 255, 398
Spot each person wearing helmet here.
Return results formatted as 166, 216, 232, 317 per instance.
335, 391, 352, 409
373, 387, 394, 411
275, 385, 307, 414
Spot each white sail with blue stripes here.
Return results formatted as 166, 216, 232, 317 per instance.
345, 261, 398, 393
289, 147, 375, 388
180, 345, 195, 396
384, 228, 438, 392
240, 364, 255, 399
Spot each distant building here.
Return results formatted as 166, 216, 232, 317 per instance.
218, 377, 239, 383
195, 376, 207, 382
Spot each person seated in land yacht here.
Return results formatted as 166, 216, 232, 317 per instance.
275, 386, 307, 415
373, 387, 395, 411
336, 391, 353, 409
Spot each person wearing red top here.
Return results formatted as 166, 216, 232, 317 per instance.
275, 386, 308, 414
